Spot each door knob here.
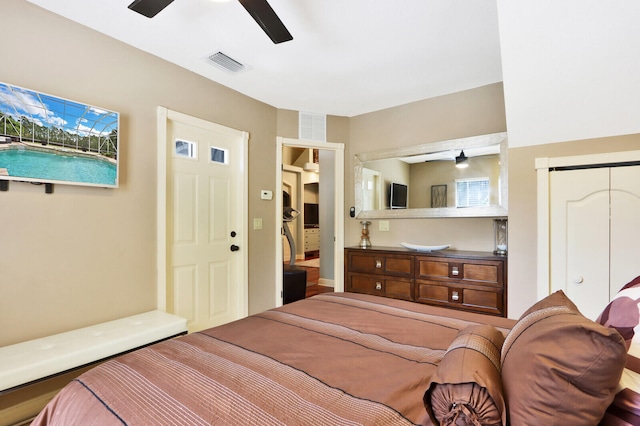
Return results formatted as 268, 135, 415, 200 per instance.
230, 245, 240, 252
230, 231, 237, 237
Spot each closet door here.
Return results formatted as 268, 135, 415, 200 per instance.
550, 168, 610, 319
610, 166, 640, 298
550, 165, 640, 320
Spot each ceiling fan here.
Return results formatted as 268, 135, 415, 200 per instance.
127, 0, 293, 44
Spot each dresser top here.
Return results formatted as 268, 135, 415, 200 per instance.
345, 246, 507, 260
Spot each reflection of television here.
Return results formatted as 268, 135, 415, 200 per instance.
390, 182, 408, 209
304, 203, 319, 227
0, 81, 119, 189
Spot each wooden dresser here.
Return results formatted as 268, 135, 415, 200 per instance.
344, 246, 507, 317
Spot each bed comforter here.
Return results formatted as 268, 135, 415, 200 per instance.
32, 292, 515, 425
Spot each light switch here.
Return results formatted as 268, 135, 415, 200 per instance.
253, 218, 263, 230
379, 220, 389, 231
260, 190, 272, 200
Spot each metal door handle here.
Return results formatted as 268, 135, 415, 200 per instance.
230, 245, 240, 252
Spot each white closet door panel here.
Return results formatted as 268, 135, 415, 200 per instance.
550, 168, 610, 319
610, 165, 640, 297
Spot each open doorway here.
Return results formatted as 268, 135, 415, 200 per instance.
275, 138, 344, 307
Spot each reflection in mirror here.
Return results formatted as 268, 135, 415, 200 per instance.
354, 132, 507, 219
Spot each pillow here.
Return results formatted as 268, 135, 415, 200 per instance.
501, 290, 626, 426
597, 276, 640, 425
423, 324, 506, 426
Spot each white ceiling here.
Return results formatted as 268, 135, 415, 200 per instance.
25, 0, 503, 117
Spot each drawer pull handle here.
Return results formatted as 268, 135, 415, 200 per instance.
451, 267, 459, 276
375, 260, 382, 269
451, 291, 459, 301
375, 282, 382, 290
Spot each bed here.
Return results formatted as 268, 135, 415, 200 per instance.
32, 290, 635, 425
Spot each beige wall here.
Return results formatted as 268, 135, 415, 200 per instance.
347, 83, 640, 318
0, 0, 279, 346
507, 134, 640, 316
4, 1, 638, 336
346, 83, 507, 253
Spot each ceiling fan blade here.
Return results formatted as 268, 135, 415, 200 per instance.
238, 0, 293, 44
128, 0, 175, 18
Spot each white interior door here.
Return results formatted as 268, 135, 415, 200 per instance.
550, 167, 610, 319
536, 151, 640, 318
549, 165, 640, 319
158, 108, 248, 332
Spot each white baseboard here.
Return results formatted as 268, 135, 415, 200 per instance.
318, 278, 334, 288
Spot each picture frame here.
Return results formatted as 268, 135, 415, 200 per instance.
431, 184, 447, 208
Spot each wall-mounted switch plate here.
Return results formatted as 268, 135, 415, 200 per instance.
379, 220, 390, 231
253, 218, 263, 230
260, 190, 273, 200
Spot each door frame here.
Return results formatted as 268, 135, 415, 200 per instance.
156, 106, 249, 316
535, 149, 640, 301
275, 137, 345, 307
282, 164, 304, 262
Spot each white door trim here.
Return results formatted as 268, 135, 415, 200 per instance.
275, 137, 345, 307
535, 149, 640, 302
156, 106, 249, 317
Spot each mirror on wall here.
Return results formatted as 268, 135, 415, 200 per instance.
354, 132, 507, 219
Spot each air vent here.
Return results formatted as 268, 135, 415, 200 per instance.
299, 112, 326, 142
206, 52, 245, 74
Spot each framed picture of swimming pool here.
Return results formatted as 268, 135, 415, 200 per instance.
0, 81, 119, 188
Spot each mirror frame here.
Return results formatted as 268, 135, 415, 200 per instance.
354, 132, 508, 219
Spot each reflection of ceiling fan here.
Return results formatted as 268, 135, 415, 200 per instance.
127, 0, 293, 44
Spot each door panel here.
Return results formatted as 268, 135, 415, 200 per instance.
166, 117, 246, 332
550, 168, 609, 319
550, 165, 640, 320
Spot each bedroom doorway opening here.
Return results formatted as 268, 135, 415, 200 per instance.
275, 137, 344, 307
157, 107, 249, 332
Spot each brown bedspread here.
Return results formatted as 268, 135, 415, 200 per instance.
32, 293, 515, 425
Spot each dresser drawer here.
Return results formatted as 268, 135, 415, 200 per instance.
415, 280, 504, 316
415, 256, 503, 287
347, 273, 413, 301
344, 247, 507, 317
347, 251, 413, 277
304, 228, 320, 251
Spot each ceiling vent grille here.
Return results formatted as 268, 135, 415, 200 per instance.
206, 52, 245, 74
299, 112, 326, 142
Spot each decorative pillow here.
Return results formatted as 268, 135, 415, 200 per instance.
501, 290, 626, 426
424, 324, 506, 426
597, 276, 640, 425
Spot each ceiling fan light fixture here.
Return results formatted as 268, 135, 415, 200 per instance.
455, 150, 469, 168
